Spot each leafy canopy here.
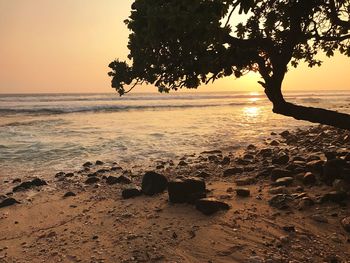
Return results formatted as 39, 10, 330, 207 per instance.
109, 0, 350, 95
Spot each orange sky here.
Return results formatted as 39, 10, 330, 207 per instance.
0, 0, 349, 94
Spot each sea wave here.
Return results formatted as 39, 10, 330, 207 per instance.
0, 102, 250, 115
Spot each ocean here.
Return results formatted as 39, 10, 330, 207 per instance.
0, 91, 349, 180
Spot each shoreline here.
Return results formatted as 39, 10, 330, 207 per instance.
1, 125, 350, 262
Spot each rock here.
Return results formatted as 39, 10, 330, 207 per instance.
235, 188, 250, 197
110, 166, 123, 171
85, 176, 100, 185
65, 173, 74, 178
269, 186, 288, 195
272, 154, 289, 165
323, 159, 346, 185
197, 171, 210, 178
122, 187, 142, 199
106, 175, 132, 185
223, 167, 243, 177
333, 179, 350, 192
12, 178, 21, 184
271, 169, 291, 181
178, 160, 188, 166
0, 198, 20, 208
13, 178, 47, 192
201, 150, 222, 155
83, 161, 93, 167
280, 130, 290, 138
269, 194, 293, 209
282, 225, 295, 232
341, 217, 350, 232
258, 148, 273, 157
195, 198, 230, 215
306, 160, 324, 173
95, 160, 104, 165
273, 177, 294, 187
270, 140, 279, 146
63, 192, 76, 198
243, 154, 254, 160
221, 156, 230, 165
141, 171, 168, 196
303, 172, 316, 185
298, 197, 315, 210
247, 144, 256, 150
55, 172, 65, 178
320, 191, 347, 203
168, 178, 206, 203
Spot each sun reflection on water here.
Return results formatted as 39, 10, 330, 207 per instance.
243, 106, 261, 118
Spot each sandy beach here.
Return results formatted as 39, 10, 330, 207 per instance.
1, 125, 350, 263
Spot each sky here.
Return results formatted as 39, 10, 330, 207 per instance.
0, 0, 349, 94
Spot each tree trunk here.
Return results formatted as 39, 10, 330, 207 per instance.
271, 98, 350, 131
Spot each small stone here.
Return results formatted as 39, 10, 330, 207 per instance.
235, 188, 250, 197
178, 160, 188, 166
271, 169, 291, 181
106, 175, 132, 185
268, 186, 287, 195
268, 194, 293, 209
270, 140, 279, 146
221, 156, 230, 165
63, 192, 76, 198
282, 225, 295, 232
272, 154, 289, 165
341, 217, 350, 232
85, 176, 100, 185
223, 167, 243, 177
95, 160, 104, 165
122, 187, 142, 199
83, 161, 93, 167
303, 172, 316, 185
273, 177, 294, 187
195, 198, 230, 215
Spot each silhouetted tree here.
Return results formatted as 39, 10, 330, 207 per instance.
109, 0, 350, 129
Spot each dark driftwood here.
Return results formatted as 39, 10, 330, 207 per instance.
272, 102, 350, 130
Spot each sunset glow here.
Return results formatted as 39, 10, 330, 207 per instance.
0, 0, 349, 93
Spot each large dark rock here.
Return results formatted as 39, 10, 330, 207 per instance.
0, 198, 20, 208
13, 178, 47, 192
141, 171, 168, 196
168, 177, 206, 203
122, 187, 142, 199
322, 159, 346, 185
195, 198, 230, 215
